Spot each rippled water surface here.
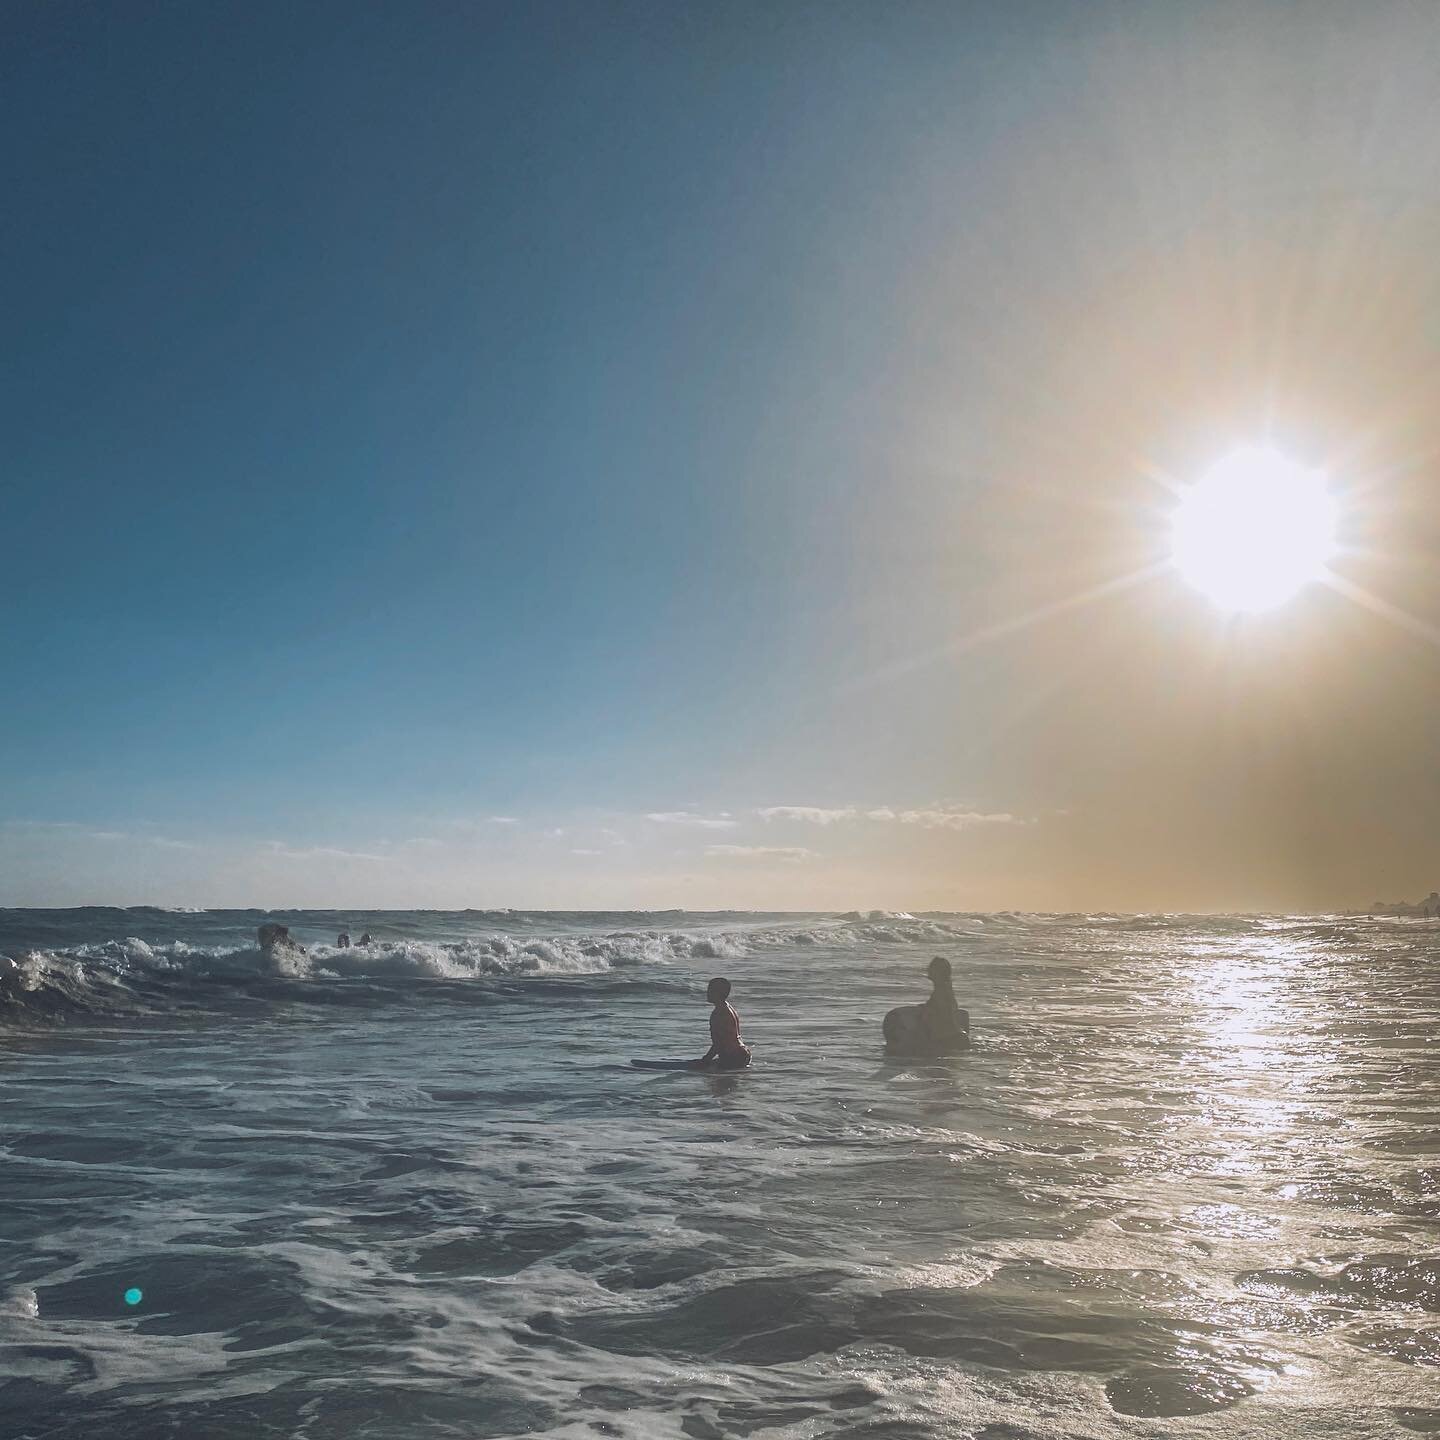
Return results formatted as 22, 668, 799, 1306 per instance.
2, 909, 1438, 1438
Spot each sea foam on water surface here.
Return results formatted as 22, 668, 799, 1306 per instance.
1, 910, 1437, 1437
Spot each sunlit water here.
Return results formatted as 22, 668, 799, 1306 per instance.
2, 909, 1437, 1438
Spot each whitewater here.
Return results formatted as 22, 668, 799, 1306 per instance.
1, 907, 1437, 1438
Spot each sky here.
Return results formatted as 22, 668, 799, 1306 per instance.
5, 0, 1440, 911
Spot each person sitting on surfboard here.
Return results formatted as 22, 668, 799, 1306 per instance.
882, 956, 969, 1057
700, 976, 751, 1070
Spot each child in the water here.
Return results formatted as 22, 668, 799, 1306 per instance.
698, 976, 751, 1070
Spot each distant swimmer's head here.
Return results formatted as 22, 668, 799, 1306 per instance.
927, 956, 952, 985
706, 976, 732, 1004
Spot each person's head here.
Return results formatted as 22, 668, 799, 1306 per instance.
706, 976, 732, 1005
926, 956, 952, 987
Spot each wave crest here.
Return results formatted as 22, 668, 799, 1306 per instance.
1, 910, 1003, 1028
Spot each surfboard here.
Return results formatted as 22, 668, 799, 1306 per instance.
629, 1058, 754, 1072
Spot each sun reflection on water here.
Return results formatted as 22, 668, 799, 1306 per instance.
1164, 929, 1339, 1181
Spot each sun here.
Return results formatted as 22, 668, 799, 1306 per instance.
1170, 447, 1338, 612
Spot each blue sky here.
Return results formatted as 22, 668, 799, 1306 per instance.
6, 2, 1440, 909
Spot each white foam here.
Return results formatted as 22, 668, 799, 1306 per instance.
0, 1287, 38, 1319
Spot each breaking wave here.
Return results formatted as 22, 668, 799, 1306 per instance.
0, 910, 996, 1028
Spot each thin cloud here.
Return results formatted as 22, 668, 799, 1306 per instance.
705, 844, 815, 862
646, 812, 738, 829
570, 848, 602, 856
758, 804, 1020, 830
3, 820, 123, 839
263, 842, 389, 863
1, 820, 197, 848
867, 807, 1018, 829
757, 806, 857, 825
442, 816, 519, 833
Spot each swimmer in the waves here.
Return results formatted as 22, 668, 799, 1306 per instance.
698, 976, 751, 1070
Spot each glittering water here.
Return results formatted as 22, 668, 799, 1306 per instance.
2, 909, 1437, 1437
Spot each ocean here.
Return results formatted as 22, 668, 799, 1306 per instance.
1, 908, 1437, 1438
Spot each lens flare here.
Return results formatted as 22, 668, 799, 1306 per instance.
1171, 447, 1338, 612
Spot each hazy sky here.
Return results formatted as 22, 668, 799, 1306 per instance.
6, 1, 1440, 911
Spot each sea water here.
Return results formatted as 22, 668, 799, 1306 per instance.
1, 908, 1437, 1438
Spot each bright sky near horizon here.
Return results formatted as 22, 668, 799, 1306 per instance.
5, 1, 1440, 911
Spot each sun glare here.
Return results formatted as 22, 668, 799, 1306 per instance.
1170, 448, 1338, 613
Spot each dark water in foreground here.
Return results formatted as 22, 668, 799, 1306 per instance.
1, 909, 1438, 1438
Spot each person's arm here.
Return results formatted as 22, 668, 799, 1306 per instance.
697, 1009, 722, 1065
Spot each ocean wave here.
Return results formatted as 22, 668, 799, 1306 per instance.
0, 910, 1003, 1028
0, 932, 682, 1026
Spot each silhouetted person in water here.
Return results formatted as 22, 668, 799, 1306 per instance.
883, 956, 969, 1056
258, 923, 301, 954
697, 976, 751, 1070
257, 924, 306, 967
337, 931, 351, 948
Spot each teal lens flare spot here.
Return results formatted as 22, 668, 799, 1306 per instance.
124, 1288, 143, 1306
